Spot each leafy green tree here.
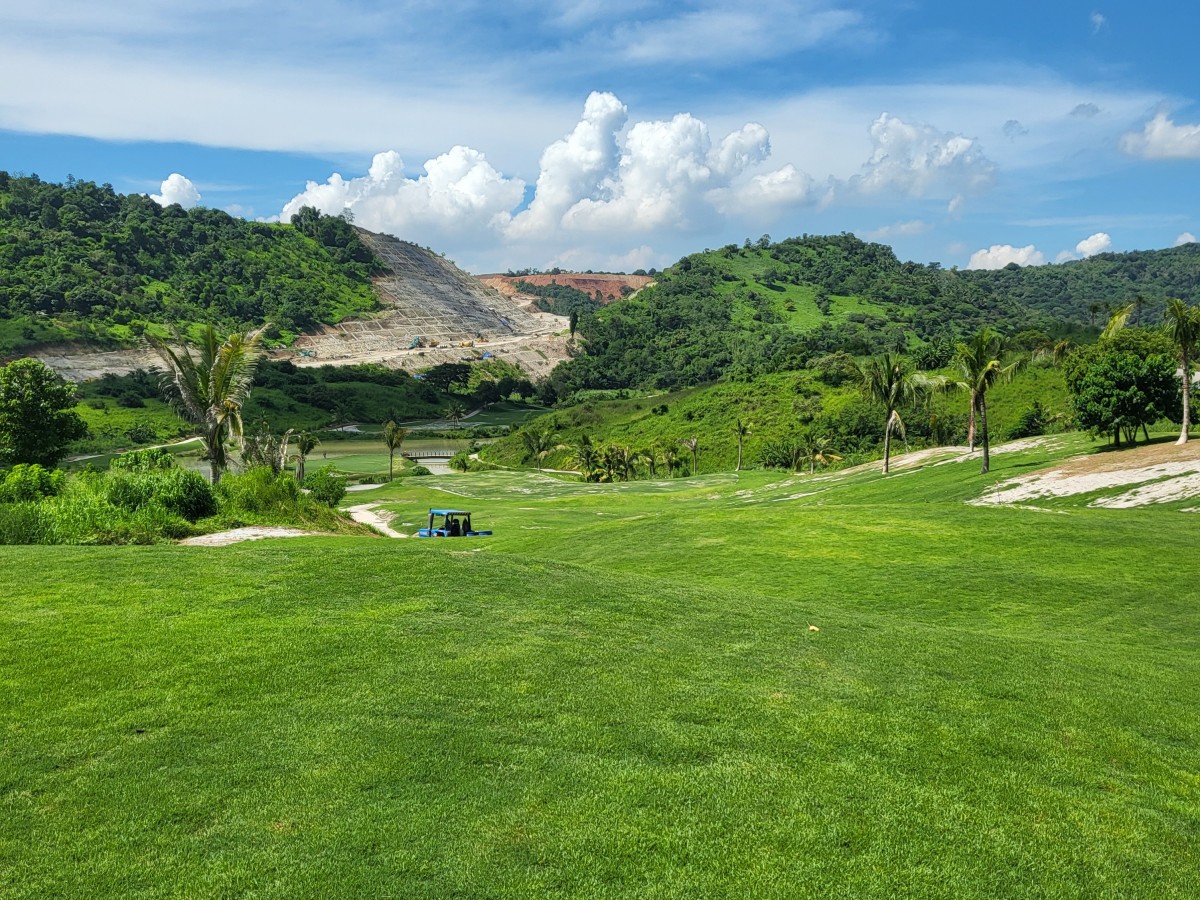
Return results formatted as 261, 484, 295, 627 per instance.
1064, 329, 1181, 447
856, 354, 933, 474
381, 420, 408, 481
0, 358, 88, 467
1164, 299, 1200, 444
148, 325, 265, 484
952, 328, 1028, 474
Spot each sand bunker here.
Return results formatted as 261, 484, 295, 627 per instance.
973, 440, 1200, 508
180, 527, 315, 546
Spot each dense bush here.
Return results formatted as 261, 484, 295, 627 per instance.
302, 466, 347, 506
218, 467, 302, 513
0, 464, 65, 502
104, 467, 216, 521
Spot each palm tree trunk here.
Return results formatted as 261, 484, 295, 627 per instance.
967, 393, 977, 451
736, 439, 743, 472
980, 394, 991, 474
883, 410, 894, 474
388, 449, 394, 481
1180, 347, 1192, 445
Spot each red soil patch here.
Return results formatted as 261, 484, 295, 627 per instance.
480, 273, 654, 304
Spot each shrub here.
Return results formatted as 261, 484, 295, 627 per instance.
0, 502, 47, 543
448, 450, 471, 472
0, 464, 65, 502
110, 448, 176, 471
409, 465, 432, 476
104, 467, 216, 521
302, 466, 346, 506
220, 467, 303, 513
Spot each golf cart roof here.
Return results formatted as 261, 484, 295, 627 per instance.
429, 509, 470, 515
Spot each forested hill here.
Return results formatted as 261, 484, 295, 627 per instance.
0, 172, 381, 354
546, 233, 1200, 395
962, 243, 1200, 323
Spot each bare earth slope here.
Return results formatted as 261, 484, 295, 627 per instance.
34, 229, 571, 381
481, 273, 653, 304
284, 232, 569, 378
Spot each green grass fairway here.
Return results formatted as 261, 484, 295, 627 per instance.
3, 439, 1199, 896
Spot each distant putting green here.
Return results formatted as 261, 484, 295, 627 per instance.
2, 436, 1198, 896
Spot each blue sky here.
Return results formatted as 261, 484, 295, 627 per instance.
1, 1, 1197, 273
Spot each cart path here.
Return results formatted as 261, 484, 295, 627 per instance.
345, 502, 409, 538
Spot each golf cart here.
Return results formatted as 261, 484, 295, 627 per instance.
417, 508, 492, 538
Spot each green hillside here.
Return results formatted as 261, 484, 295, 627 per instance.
488, 364, 1070, 474
962, 243, 1200, 325
548, 235, 1200, 396
3, 440, 1198, 896
0, 172, 381, 354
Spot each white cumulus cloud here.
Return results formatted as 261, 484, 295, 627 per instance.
1120, 112, 1200, 159
967, 244, 1046, 270
1177, 232, 1197, 246
557, 111, 772, 232
849, 113, 995, 198
150, 172, 200, 208
1075, 231, 1111, 257
279, 147, 525, 241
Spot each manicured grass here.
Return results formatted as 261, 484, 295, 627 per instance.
2, 439, 1198, 896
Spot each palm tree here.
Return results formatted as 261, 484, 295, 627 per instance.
1101, 302, 1134, 341
612, 444, 637, 481
680, 435, 700, 476
569, 434, 598, 480
653, 439, 680, 478
952, 328, 1028, 474
798, 432, 842, 475
292, 430, 319, 483
381, 420, 409, 481
520, 426, 555, 472
241, 418, 293, 474
148, 325, 265, 484
734, 419, 750, 472
445, 401, 467, 427
1165, 298, 1200, 445
857, 353, 933, 475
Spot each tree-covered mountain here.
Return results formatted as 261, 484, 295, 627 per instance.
547, 234, 1200, 396
960, 244, 1200, 325
0, 172, 381, 354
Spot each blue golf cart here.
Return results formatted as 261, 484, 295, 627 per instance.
417, 508, 492, 538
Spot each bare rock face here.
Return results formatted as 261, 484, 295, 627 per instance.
281, 231, 571, 378
32, 229, 573, 381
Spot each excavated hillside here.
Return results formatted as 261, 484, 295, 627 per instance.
281, 231, 568, 377
35, 229, 571, 381
482, 273, 653, 304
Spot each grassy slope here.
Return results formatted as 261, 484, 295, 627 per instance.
2, 437, 1198, 896
485, 366, 1070, 473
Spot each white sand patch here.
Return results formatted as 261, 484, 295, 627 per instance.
1090, 471, 1200, 508
345, 503, 409, 537
180, 527, 315, 546
973, 459, 1200, 507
